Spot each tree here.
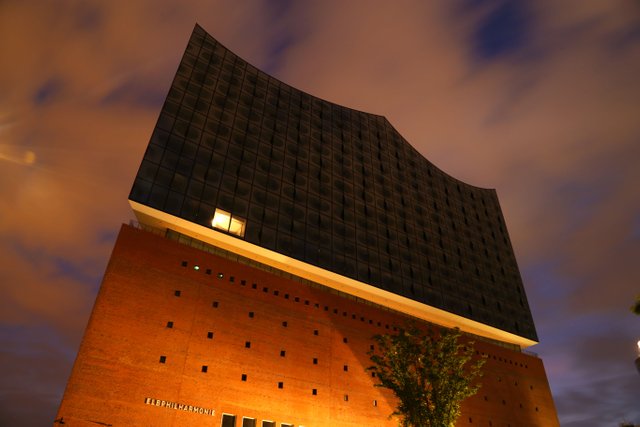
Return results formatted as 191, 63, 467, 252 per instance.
631, 295, 640, 315
368, 325, 486, 427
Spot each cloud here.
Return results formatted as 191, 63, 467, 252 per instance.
0, 325, 74, 426
0, 1, 639, 426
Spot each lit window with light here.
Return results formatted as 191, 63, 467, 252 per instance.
211, 208, 246, 237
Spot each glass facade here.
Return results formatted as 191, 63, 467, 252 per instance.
129, 24, 537, 341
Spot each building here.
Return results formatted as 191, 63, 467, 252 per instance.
56, 24, 559, 426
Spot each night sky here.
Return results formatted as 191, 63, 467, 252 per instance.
1, 1, 639, 426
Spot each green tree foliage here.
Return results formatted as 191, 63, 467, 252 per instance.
631, 296, 640, 315
368, 325, 486, 427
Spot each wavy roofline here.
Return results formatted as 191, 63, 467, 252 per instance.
194, 23, 495, 194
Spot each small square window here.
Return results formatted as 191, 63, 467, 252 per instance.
344, 394, 349, 401
212, 301, 219, 308
263, 287, 268, 293
371, 372, 376, 378
252, 283, 257, 289
159, 355, 166, 363
373, 400, 377, 407
249, 312, 254, 318
181, 261, 187, 267
207, 332, 214, 339
230, 276, 235, 282
222, 414, 237, 427
206, 268, 212, 275
313, 329, 319, 336
278, 382, 283, 389
313, 358, 318, 365
242, 373, 247, 381
343, 337, 348, 343
282, 321, 288, 327
280, 350, 286, 357
343, 365, 348, 372
304, 300, 309, 305
174, 290, 181, 297
370, 344, 375, 351
342, 312, 347, 317
241, 280, 246, 286
312, 389, 317, 395
166, 321, 174, 328
284, 294, 289, 299
201, 365, 208, 373
245, 341, 251, 348
324, 306, 329, 311
333, 309, 338, 314
294, 297, 300, 302
274, 290, 279, 296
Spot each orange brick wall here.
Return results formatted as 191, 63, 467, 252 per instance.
56, 225, 559, 426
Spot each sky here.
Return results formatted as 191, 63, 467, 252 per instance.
0, 0, 639, 425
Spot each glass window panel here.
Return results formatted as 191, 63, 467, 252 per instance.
212, 209, 231, 231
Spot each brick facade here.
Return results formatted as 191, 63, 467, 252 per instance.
56, 225, 558, 426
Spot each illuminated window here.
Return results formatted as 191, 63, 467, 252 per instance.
211, 208, 246, 237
